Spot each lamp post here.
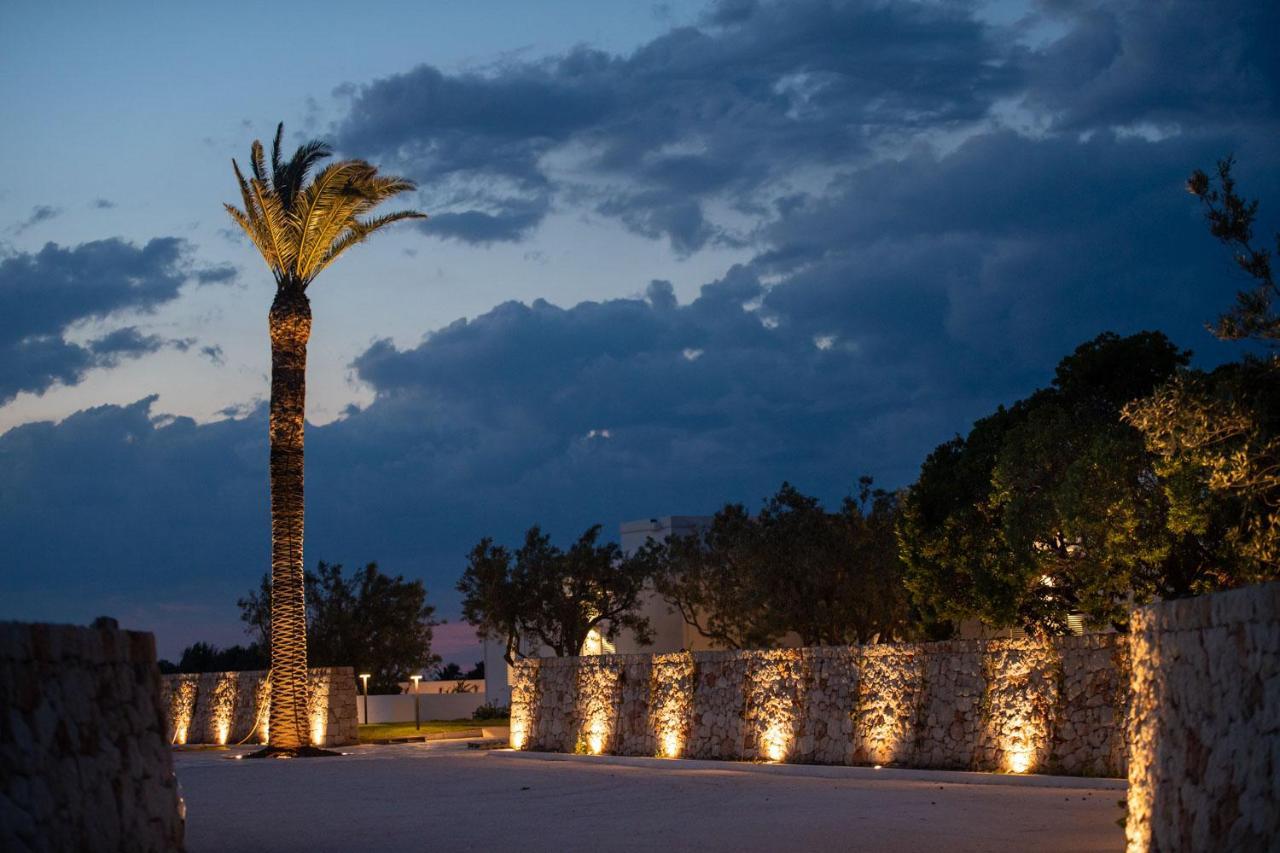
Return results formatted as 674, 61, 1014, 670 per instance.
359, 673, 371, 725
410, 674, 421, 731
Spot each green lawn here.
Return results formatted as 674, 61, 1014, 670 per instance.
357, 718, 509, 743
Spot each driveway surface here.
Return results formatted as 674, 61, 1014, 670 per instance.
175, 743, 1125, 852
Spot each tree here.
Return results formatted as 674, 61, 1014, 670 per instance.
901, 332, 1193, 633
239, 561, 438, 694
225, 124, 424, 751
1122, 156, 1280, 579
1185, 156, 1279, 343
646, 480, 912, 647
171, 641, 269, 673
435, 662, 464, 681
458, 525, 654, 664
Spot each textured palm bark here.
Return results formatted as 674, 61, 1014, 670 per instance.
266, 289, 311, 750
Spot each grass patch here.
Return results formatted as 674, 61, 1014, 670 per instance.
358, 718, 509, 743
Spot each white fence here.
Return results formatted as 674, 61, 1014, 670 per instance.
357, 692, 487, 724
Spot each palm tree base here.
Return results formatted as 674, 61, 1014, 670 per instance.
243, 745, 342, 759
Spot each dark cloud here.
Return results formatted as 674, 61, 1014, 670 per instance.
6, 0, 1280, 656
0, 237, 232, 401
334, 0, 1019, 248
11, 205, 62, 234
419, 196, 550, 244
1025, 0, 1280, 132
332, 0, 1279, 254
90, 198, 117, 210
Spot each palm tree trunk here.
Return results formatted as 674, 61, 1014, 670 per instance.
267, 288, 311, 750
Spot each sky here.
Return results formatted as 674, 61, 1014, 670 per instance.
1, 0, 1278, 665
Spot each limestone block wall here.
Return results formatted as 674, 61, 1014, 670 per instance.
1126, 582, 1279, 853
0, 621, 184, 853
161, 666, 357, 747
511, 633, 1128, 777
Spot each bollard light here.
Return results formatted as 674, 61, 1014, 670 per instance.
410, 674, 422, 731
359, 673, 371, 725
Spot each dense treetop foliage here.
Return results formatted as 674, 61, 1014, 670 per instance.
158, 641, 268, 674
458, 525, 653, 663
240, 561, 437, 693
641, 480, 912, 647
902, 157, 1279, 635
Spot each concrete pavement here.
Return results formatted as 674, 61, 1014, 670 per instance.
175, 743, 1126, 852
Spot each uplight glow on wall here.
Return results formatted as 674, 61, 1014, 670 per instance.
661, 729, 682, 759
761, 720, 790, 762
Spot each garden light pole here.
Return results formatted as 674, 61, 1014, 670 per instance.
410, 674, 421, 731
360, 673, 370, 725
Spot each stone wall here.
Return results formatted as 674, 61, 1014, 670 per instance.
0, 621, 183, 853
161, 666, 357, 748
511, 634, 1128, 777
1126, 582, 1279, 853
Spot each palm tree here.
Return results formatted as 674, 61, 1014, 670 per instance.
225, 124, 424, 753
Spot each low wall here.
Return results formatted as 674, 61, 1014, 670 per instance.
161, 666, 357, 747
511, 634, 1128, 776
357, 691, 487, 724
1, 621, 184, 853
1126, 581, 1279, 852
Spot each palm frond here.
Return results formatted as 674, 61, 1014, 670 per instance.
270, 123, 286, 194
249, 176, 292, 277
231, 159, 277, 270
317, 210, 427, 274
250, 140, 269, 185
228, 123, 421, 287
277, 131, 332, 216
224, 203, 278, 279
292, 162, 377, 281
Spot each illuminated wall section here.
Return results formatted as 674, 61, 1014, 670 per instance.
647, 652, 694, 758
686, 651, 747, 760
854, 645, 922, 766
164, 675, 199, 745
1125, 582, 1279, 852
978, 641, 1059, 774
508, 659, 540, 750
573, 659, 623, 755
306, 673, 330, 747
744, 650, 803, 762
208, 672, 239, 746
159, 667, 357, 747
795, 647, 858, 765
505, 636, 1130, 777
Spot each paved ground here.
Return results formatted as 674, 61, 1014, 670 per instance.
175, 743, 1126, 852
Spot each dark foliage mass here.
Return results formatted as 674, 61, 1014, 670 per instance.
903, 159, 1280, 635
157, 641, 268, 674
458, 525, 652, 663
239, 561, 438, 693
641, 480, 912, 647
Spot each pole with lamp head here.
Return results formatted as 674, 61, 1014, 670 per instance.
359, 673, 371, 725
410, 674, 422, 731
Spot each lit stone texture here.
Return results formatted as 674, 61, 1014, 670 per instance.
1126, 581, 1279, 853
159, 666, 357, 748
0, 621, 184, 853
510, 636, 1130, 777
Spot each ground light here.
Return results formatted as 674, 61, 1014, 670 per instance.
359, 673, 371, 724
410, 674, 422, 731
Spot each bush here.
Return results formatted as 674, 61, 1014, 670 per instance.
472, 701, 510, 720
